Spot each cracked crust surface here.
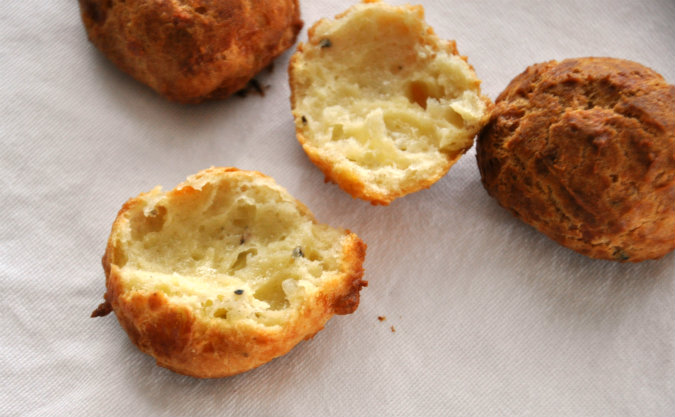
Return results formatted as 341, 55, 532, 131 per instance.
476, 57, 675, 262
94, 167, 367, 378
79, 0, 302, 103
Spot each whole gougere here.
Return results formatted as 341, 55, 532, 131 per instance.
476, 57, 675, 262
78, 0, 302, 103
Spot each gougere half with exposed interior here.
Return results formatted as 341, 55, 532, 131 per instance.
92, 167, 367, 378
289, 0, 492, 205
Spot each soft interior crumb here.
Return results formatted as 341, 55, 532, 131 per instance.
115, 171, 350, 327
290, 0, 491, 204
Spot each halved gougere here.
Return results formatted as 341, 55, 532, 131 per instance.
289, 0, 492, 205
93, 167, 367, 378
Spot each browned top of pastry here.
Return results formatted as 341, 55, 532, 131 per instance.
477, 57, 675, 262
79, 0, 302, 102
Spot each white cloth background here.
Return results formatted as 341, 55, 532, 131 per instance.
1, 1, 673, 416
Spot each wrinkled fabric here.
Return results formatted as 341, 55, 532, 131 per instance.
1, 0, 673, 416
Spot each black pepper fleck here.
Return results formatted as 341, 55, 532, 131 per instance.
319, 38, 332, 48
301, 115, 307, 124
234, 289, 244, 295
292, 246, 304, 258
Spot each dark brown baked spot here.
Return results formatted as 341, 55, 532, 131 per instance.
144, 308, 193, 358
91, 301, 113, 317
81, 0, 109, 24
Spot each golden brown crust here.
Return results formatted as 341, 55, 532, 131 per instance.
105, 266, 343, 377
79, 0, 302, 103
95, 167, 368, 378
477, 57, 675, 262
332, 233, 368, 314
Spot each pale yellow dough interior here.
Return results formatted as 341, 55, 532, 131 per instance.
293, 3, 487, 194
112, 178, 345, 327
